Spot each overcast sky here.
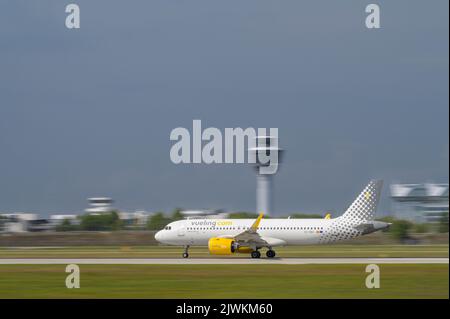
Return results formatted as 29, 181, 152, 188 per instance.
0, 0, 448, 217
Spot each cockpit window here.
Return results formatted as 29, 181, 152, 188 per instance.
164, 226, 172, 230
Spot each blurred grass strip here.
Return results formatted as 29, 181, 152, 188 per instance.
0, 264, 447, 298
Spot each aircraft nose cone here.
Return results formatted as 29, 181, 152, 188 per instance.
154, 231, 163, 242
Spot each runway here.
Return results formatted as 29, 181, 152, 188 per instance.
0, 258, 447, 264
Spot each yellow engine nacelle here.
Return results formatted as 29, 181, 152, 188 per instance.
208, 238, 236, 255
208, 238, 253, 255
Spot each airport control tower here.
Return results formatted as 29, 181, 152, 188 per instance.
249, 136, 283, 217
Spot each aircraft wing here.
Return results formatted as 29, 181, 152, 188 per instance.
215, 213, 285, 247
354, 221, 391, 234
354, 223, 375, 233
232, 213, 286, 247
234, 231, 268, 245
232, 213, 264, 243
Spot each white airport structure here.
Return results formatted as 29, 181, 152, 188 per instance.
248, 136, 283, 217
390, 183, 449, 223
0, 213, 50, 232
49, 214, 80, 227
85, 197, 114, 214
0, 213, 34, 232
0, 197, 154, 232
119, 211, 153, 227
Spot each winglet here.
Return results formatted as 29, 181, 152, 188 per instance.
325, 213, 331, 219
250, 212, 264, 231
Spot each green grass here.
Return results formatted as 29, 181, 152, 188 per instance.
0, 264, 447, 298
0, 244, 448, 258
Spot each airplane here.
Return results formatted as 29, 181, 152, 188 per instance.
154, 180, 390, 258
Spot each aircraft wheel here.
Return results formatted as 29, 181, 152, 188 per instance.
266, 250, 276, 258
251, 251, 261, 259
182, 252, 189, 258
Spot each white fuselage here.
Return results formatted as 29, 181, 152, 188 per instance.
155, 218, 341, 247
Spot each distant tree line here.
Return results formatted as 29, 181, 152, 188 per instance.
55, 211, 123, 232
377, 212, 449, 242
146, 209, 183, 230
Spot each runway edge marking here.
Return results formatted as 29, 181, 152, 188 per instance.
0, 258, 448, 265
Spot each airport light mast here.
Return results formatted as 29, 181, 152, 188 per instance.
249, 136, 283, 217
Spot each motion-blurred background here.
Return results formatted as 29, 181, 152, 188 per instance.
0, 1, 448, 246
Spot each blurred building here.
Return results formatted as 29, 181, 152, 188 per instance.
85, 197, 114, 214
119, 211, 153, 228
49, 214, 80, 227
390, 183, 449, 223
0, 213, 50, 232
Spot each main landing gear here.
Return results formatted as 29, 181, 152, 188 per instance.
251, 249, 276, 258
182, 245, 190, 258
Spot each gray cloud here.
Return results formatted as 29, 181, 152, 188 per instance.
0, 0, 448, 216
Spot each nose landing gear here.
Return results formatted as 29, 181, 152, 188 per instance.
182, 245, 190, 258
